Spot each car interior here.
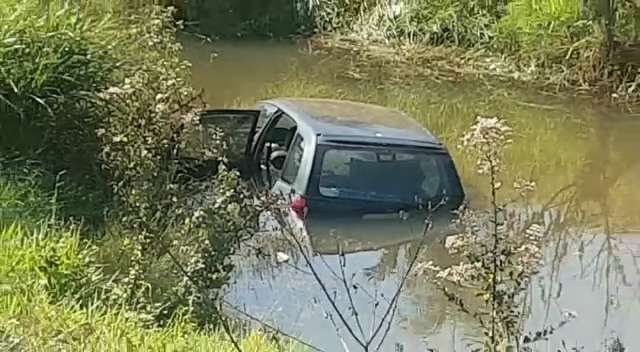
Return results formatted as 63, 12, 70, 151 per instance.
256, 115, 298, 186
264, 125, 297, 169
319, 150, 444, 203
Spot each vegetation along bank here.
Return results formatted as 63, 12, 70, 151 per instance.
0, 0, 294, 350
177, 0, 640, 105
1, 0, 637, 351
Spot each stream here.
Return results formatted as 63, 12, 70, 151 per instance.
181, 35, 640, 352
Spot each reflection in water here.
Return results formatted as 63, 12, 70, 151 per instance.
182, 37, 640, 350
522, 111, 640, 350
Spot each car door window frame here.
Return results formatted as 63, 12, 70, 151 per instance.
253, 104, 278, 142
195, 108, 260, 160
280, 133, 305, 185
251, 110, 298, 188
250, 106, 283, 158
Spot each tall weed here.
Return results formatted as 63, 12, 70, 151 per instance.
495, 0, 588, 61
391, 0, 497, 47
0, 0, 118, 188
312, 0, 497, 46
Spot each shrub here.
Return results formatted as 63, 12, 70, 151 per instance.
0, 0, 120, 189
87, 5, 264, 325
415, 117, 578, 351
2, 0, 264, 328
311, 0, 497, 47
495, 0, 591, 63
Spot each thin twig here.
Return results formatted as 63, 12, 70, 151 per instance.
221, 299, 328, 352
163, 245, 244, 352
489, 158, 499, 346
367, 199, 446, 350
369, 283, 379, 341
275, 210, 368, 349
338, 243, 367, 341
318, 253, 390, 306
373, 288, 400, 352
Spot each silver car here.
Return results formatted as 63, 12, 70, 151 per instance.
195, 98, 465, 222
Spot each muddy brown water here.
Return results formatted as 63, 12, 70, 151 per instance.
181, 35, 640, 351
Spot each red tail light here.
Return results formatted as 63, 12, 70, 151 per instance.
290, 195, 308, 219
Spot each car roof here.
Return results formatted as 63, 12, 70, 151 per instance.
260, 97, 443, 148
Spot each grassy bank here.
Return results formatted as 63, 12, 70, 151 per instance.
0, 0, 290, 350
0, 221, 294, 352
0, 169, 296, 351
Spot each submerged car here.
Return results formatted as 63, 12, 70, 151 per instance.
193, 97, 465, 222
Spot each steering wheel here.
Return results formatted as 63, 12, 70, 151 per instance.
269, 150, 288, 170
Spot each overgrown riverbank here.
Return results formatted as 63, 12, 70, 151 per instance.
305, 0, 640, 105
173, 0, 640, 104
157, 0, 640, 105
0, 172, 297, 351
0, 1, 294, 350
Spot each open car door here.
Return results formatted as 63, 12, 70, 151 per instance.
180, 109, 260, 179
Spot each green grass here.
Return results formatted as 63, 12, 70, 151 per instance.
0, 170, 298, 351
0, 222, 299, 352
0, 158, 300, 351
0, 171, 50, 224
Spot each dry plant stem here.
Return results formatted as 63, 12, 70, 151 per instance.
276, 200, 440, 351
369, 201, 445, 350
326, 310, 352, 352
338, 248, 367, 341
489, 157, 499, 347
221, 299, 327, 352
277, 210, 367, 350
372, 210, 437, 352
163, 245, 244, 352
374, 296, 400, 352
368, 234, 427, 350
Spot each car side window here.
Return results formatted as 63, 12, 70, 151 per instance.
263, 114, 297, 148
281, 134, 304, 184
254, 113, 298, 188
256, 104, 277, 132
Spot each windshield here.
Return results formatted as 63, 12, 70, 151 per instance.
315, 146, 462, 207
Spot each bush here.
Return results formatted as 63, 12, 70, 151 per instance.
311, 0, 496, 46
86, 5, 264, 325
2, 0, 264, 328
495, 0, 590, 61
310, 0, 639, 97
0, 0, 120, 189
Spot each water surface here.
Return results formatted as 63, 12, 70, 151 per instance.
182, 35, 640, 351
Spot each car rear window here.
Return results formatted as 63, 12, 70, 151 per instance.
317, 147, 458, 205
